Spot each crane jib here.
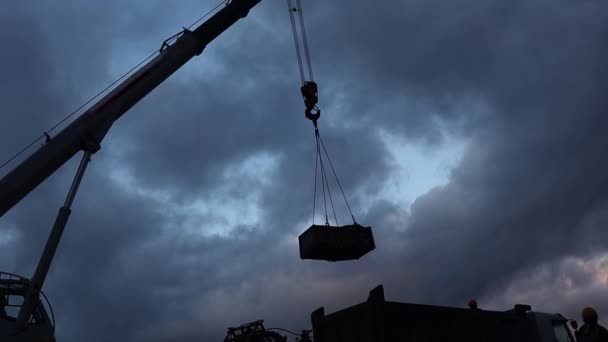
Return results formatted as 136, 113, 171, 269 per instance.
0, 0, 262, 218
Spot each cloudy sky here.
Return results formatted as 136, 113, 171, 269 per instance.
1, 0, 607, 341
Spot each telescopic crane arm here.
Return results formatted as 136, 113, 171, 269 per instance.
1, 0, 263, 334
0, 0, 262, 218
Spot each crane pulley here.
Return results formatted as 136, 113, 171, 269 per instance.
287, 0, 320, 127
302, 81, 320, 127
287, 0, 375, 262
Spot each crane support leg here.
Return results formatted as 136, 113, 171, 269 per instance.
15, 151, 92, 332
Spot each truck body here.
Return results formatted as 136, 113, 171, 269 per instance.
311, 285, 578, 342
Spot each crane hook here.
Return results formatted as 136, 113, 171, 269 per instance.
301, 81, 320, 127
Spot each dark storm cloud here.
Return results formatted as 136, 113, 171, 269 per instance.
334, 0, 608, 309
2, 0, 608, 342
480, 254, 608, 326
0, 6, 62, 169
310, 0, 608, 143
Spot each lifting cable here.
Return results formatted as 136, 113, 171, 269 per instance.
319, 132, 356, 224
287, 0, 313, 84
287, 0, 356, 226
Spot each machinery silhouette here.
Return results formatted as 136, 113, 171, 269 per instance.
224, 321, 286, 342
0, 0, 373, 340
228, 285, 580, 342
0, 0, 584, 339
0, 1, 263, 340
223, 320, 313, 342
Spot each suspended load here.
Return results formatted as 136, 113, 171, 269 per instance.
296, 125, 376, 262
299, 224, 375, 262
287, 0, 375, 262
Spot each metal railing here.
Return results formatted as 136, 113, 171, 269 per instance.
0, 272, 55, 330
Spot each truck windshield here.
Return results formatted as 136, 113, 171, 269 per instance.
553, 321, 574, 342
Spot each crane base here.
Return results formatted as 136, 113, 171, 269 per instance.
298, 224, 375, 262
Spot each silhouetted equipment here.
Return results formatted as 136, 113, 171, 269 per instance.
301, 81, 320, 127
287, 0, 317, 124
294, 330, 312, 342
226, 321, 314, 342
296, 126, 376, 262
0, 273, 55, 341
224, 320, 287, 342
0, 0, 263, 340
511, 304, 533, 314
287, 0, 375, 262
299, 224, 375, 261
310, 285, 579, 342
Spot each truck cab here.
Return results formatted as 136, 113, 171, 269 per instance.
311, 285, 578, 342
532, 312, 577, 342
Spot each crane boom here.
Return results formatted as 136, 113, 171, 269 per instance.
0, 0, 261, 218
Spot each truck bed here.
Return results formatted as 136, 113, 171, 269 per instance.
311, 285, 541, 342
